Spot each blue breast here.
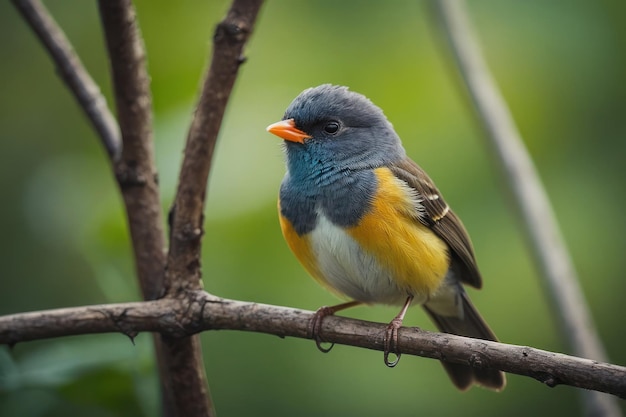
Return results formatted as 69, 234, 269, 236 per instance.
279, 152, 378, 236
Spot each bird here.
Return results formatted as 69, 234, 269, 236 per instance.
266, 84, 505, 391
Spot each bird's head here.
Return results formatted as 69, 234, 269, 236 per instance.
267, 85, 405, 180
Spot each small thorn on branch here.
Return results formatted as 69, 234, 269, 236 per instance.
534, 372, 560, 388
214, 21, 249, 43
125, 331, 138, 345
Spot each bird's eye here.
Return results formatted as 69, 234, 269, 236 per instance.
323, 121, 340, 134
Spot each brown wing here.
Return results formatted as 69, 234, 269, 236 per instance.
388, 157, 482, 289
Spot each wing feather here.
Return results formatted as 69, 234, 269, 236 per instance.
388, 157, 482, 289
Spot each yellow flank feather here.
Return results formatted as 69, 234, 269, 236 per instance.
346, 167, 449, 297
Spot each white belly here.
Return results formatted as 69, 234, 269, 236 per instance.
308, 212, 427, 305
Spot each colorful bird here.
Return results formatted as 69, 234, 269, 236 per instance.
266, 84, 505, 391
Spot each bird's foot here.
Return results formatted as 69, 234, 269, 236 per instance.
308, 301, 362, 353
383, 317, 403, 367
383, 295, 413, 367
309, 306, 337, 353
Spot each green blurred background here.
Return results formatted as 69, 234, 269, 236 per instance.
1, 1, 624, 416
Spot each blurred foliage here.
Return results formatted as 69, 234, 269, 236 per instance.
1, 0, 625, 416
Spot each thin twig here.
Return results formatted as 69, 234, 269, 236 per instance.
12, 0, 121, 159
1, 294, 624, 398
431, 1, 621, 416
166, 0, 265, 294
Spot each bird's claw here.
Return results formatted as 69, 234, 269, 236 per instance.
383, 317, 403, 367
309, 306, 336, 353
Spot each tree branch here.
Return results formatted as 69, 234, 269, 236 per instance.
1, 294, 624, 399
160, 1, 263, 415
431, 1, 621, 416
98, 0, 166, 302
97, 1, 183, 415
12, 0, 121, 159
166, 0, 264, 294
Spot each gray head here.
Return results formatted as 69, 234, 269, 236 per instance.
267, 85, 406, 179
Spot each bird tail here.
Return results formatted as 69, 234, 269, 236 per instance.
423, 291, 506, 391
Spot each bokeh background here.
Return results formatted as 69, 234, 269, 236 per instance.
1, 1, 625, 416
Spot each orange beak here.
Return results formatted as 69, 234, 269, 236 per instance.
266, 119, 311, 143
